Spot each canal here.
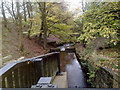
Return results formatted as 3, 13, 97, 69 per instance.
59, 44, 88, 88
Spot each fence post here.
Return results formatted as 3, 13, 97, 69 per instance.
57, 53, 62, 75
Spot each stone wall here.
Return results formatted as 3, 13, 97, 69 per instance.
95, 66, 120, 88
78, 58, 120, 88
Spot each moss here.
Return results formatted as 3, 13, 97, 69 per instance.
23, 49, 29, 56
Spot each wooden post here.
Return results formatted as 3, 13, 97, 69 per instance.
7, 72, 13, 88
57, 53, 61, 74
1, 76, 5, 88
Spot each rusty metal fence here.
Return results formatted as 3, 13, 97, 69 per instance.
0, 52, 60, 88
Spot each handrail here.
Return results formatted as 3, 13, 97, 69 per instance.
0, 52, 60, 88
0, 52, 59, 76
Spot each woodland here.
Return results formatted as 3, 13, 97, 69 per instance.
1, 0, 120, 77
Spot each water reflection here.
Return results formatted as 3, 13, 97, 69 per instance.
60, 52, 74, 71
60, 52, 87, 88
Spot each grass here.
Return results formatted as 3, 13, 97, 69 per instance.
97, 57, 107, 61
92, 54, 119, 73
107, 52, 118, 58
97, 48, 119, 58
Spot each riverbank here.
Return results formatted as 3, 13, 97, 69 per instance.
75, 43, 120, 88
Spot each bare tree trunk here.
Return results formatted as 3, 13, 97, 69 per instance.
42, 2, 47, 50
16, 2, 24, 51
5, 0, 18, 24
11, 0, 17, 24
1, 1, 8, 28
5, 4, 14, 23
81, 0, 86, 47
82, 0, 85, 12
29, 2, 33, 38
38, 2, 43, 45
23, 2, 27, 22
27, 2, 33, 39
38, 2, 47, 49
19, 14, 24, 51
16, 2, 20, 26
26, 2, 30, 39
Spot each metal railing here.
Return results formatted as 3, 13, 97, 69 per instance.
0, 52, 60, 88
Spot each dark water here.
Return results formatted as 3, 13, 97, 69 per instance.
60, 52, 87, 88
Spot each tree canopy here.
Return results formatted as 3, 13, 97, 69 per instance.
77, 2, 120, 47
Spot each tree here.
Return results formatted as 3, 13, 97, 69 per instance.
16, 1, 24, 51
5, 0, 19, 24
23, 2, 27, 22
78, 2, 120, 49
11, 0, 17, 23
28, 2, 75, 49
26, 2, 33, 39
1, 0, 8, 28
46, 2, 75, 42
38, 2, 47, 49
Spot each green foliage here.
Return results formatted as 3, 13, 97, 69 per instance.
87, 71, 95, 78
112, 64, 118, 69
51, 23, 75, 42
23, 49, 29, 56
26, 2, 76, 43
83, 47, 94, 58
74, 15, 83, 36
81, 62, 88, 69
97, 57, 106, 62
22, 21, 29, 26
87, 69, 96, 86
46, 3, 76, 42
27, 13, 42, 36
107, 52, 118, 58
77, 2, 120, 46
